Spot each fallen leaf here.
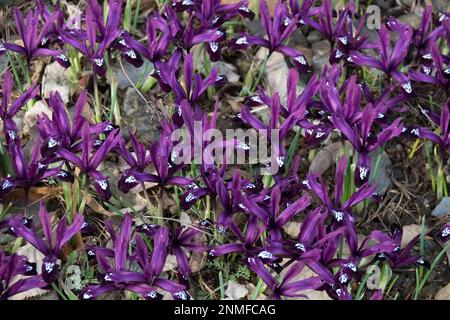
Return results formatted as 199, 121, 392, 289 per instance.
180, 212, 192, 227
189, 251, 207, 273
401, 224, 430, 248
82, 191, 113, 217
225, 281, 249, 300
435, 283, 450, 300
366, 265, 381, 290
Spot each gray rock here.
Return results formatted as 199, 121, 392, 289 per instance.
307, 30, 323, 44
399, 0, 414, 8
370, 150, 392, 196
397, 14, 422, 30
432, 197, 450, 217
311, 40, 330, 72
432, 0, 450, 13
121, 87, 163, 143
0, 55, 8, 74
110, 60, 154, 90
375, 0, 395, 10
212, 61, 240, 83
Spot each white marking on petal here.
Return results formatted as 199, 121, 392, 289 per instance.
258, 250, 273, 259
442, 227, 450, 237
125, 176, 137, 184
185, 193, 196, 202
1, 180, 12, 190
402, 82, 412, 93
333, 210, 344, 222
95, 58, 104, 66
359, 166, 368, 180
236, 37, 248, 45
97, 180, 108, 190
209, 42, 219, 53
125, 50, 137, 59
411, 128, 420, 137
295, 55, 307, 65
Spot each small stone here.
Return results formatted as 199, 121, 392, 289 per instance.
307, 30, 323, 44
432, 197, 450, 217
121, 87, 163, 143
211, 61, 239, 83
110, 60, 154, 90
431, 0, 450, 13
311, 40, 330, 72
370, 150, 392, 196
42, 61, 71, 104
0, 54, 8, 74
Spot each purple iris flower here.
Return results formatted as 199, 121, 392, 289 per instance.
0, 250, 47, 300
288, 0, 318, 20
229, 0, 309, 72
35, 0, 65, 45
0, 71, 40, 144
36, 90, 111, 158
242, 186, 311, 241
0, 138, 73, 204
247, 258, 322, 300
329, 11, 375, 64
245, 68, 318, 123
82, 215, 186, 300
137, 131, 193, 195
301, 0, 348, 44
410, 6, 445, 53
409, 41, 450, 91
418, 99, 450, 156
438, 223, 450, 243
117, 134, 153, 194
57, 122, 122, 199
372, 225, 427, 269
87, 0, 143, 68
61, 0, 133, 76
209, 215, 265, 260
240, 92, 298, 167
10, 201, 84, 283
166, 224, 209, 281
332, 105, 403, 185
160, 53, 221, 116
349, 23, 413, 94
267, 207, 345, 263
307, 156, 376, 227
124, 12, 173, 63
3, 7, 70, 68
215, 170, 248, 232
191, 0, 254, 29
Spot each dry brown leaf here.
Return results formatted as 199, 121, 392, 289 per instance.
435, 283, 450, 300
82, 191, 114, 217
189, 252, 207, 273
180, 212, 192, 227
401, 224, 430, 248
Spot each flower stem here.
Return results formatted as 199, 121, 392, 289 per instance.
93, 75, 102, 123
